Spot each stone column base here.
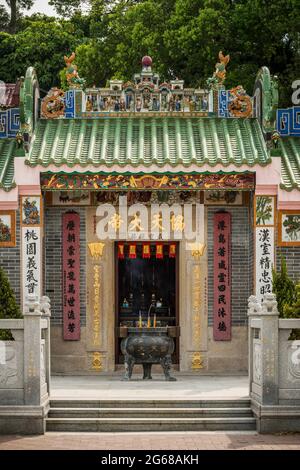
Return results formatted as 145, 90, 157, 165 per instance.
0, 402, 49, 435
252, 399, 300, 433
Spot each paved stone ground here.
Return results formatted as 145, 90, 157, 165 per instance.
0, 432, 300, 450
51, 375, 249, 399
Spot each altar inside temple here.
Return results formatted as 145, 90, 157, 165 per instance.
116, 242, 178, 363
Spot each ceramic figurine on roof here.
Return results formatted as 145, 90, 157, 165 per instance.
228, 85, 252, 118
41, 87, 65, 119
215, 51, 230, 83
81, 56, 209, 116
64, 52, 86, 89
207, 51, 230, 89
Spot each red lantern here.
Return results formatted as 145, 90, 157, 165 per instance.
169, 243, 176, 258
143, 243, 151, 259
156, 243, 163, 259
129, 243, 137, 259
118, 243, 125, 259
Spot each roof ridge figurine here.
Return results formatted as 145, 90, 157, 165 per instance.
64, 52, 86, 89
207, 51, 230, 89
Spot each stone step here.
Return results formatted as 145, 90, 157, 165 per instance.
50, 399, 251, 409
48, 407, 253, 419
46, 416, 256, 432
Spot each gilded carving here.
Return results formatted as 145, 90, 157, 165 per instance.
228, 85, 253, 118
91, 352, 103, 371
192, 265, 201, 344
191, 243, 206, 258
41, 88, 65, 119
88, 242, 105, 260
41, 172, 255, 192
192, 352, 203, 370
93, 265, 101, 347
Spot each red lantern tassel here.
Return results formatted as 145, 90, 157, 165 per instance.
118, 243, 125, 259
143, 243, 151, 259
129, 243, 137, 259
169, 243, 176, 258
156, 243, 164, 259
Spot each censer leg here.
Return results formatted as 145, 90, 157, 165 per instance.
123, 355, 134, 380
142, 363, 152, 380
160, 355, 176, 381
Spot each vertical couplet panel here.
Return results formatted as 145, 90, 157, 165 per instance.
62, 212, 81, 340
213, 212, 231, 341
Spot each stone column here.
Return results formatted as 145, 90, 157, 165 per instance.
40, 296, 51, 397
248, 293, 279, 406
23, 295, 43, 406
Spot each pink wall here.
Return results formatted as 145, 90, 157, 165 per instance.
0, 156, 299, 210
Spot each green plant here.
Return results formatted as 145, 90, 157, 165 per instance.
0, 266, 22, 341
272, 256, 296, 317
283, 283, 300, 340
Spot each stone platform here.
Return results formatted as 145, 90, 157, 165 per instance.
48, 376, 252, 432
51, 375, 249, 400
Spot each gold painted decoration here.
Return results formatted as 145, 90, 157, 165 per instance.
129, 174, 169, 189
190, 243, 206, 258
192, 352, 204, 370
41, 87, 65, 119
41, 172, 256, 192
192, 265, 201, 345
93, 265, 101, 347
88, 242, 105, 260
91, 352, 103, 371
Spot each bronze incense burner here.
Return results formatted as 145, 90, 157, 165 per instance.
119, 326, 179, 381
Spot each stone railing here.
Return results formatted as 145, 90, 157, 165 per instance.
248, 293, 300, 433
0, 295, 51, 434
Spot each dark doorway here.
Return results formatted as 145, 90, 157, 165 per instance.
115, 242, 179, 364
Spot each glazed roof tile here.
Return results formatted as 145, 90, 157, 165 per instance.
0, 139, 16, 191
26, 117, 270, 168
280, 137, 300, 191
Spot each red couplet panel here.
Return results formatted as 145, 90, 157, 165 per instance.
213, 212, 231, 341
63, 212, 80, 340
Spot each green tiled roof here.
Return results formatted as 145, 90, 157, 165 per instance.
26, 117, 270, 168
0, 139, 16, 191
280, 137, 300, 191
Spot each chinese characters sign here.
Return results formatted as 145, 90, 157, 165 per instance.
22, 227, 41, 307
92, 265, 101, 347
213, 213, 231, 341
63, 213, 80, 340
255, 227, 274, 303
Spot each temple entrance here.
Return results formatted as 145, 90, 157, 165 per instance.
115, 242, 179, 365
